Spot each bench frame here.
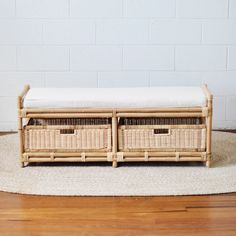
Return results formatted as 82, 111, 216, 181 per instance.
18, 84, 213, 168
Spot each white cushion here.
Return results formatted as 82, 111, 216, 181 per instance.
23, 87, 207, 108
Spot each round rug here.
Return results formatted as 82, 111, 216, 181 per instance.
0, 132, 235, 196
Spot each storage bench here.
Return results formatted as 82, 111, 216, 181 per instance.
18, 85, 213, 167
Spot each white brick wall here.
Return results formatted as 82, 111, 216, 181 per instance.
176, 0, 229, 18
202, 20, 236, 44
0, 0, 236, 130
150, 20, 202, 44
123, 46, 174, 70
70, 0, 123, 18
0, 20, 42, 44
0, 46, 16, 71
228, 47, 236, 70
45, 72, 98, 88
96, 20, 149, 44
17, 46, 69, 71
125, 0, 175, 18
0, 0, 15, 17
98, 71, 149, 87
43, 20, 95, 44
175, 46, 227, 71
230, 0, 236, 18
16, 0, 69, 18
70, 46, 123, 71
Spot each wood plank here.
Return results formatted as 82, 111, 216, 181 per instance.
0, 192, 235, 235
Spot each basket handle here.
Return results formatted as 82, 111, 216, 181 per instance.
153, 128, 170, 135
60, 129, 75, 134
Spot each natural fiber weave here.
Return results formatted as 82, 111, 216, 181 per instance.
24, 118, 112, 151
118, 127, 206, 151
24, 127, 111, 150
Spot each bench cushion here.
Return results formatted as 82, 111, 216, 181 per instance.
23, 87, 207, 108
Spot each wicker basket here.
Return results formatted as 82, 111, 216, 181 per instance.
24, 118, 112, 151
118, 118, 206, 151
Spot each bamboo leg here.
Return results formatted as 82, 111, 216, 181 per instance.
205, 159, 211, 168
205, 153, 211, 168
18, 85, 30, 168
203, 84, 213, 168
112, 160, 118, 168
206, 99, 213, 168
112, 113, 118, 168
18, 97, 24, 168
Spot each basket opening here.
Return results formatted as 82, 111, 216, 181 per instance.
60, 129, 75, 134
119, 117, 203, 125
153, 128, 169, 134
28, 118, 111, 126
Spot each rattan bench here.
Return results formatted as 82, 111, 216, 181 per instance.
18, 85, 213, 168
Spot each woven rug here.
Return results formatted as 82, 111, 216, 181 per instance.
0, 132, 235, 196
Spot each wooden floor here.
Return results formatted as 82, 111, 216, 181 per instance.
0, 132, 236, 235
0, 192, 236, 236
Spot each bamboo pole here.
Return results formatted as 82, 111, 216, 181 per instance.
24, 108, 115, 113
24, 151, 206, 158
19, 84, 30, 98
121, 151, 206, 157
17, 97, 24, 167
120, 148, 205, 152
207, 94, 213, 168
201, 84, 213, 167
24, 152, 108, 156
23, 107, 203, 113
202, 84, 212, 101
23, 111, 203, 118
24, 154, 205, 163
26, 157, 108, 162
123, 157, 204, 162
18, 85, 30, 167
26, 156, 204, 162
112, 112, 118, 168
116, 112, 204, 117
25, 113, 112, 118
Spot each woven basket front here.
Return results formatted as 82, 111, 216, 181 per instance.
24, 127, 111, 151
118, 127, 206, 151
24, 118, 112, 151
